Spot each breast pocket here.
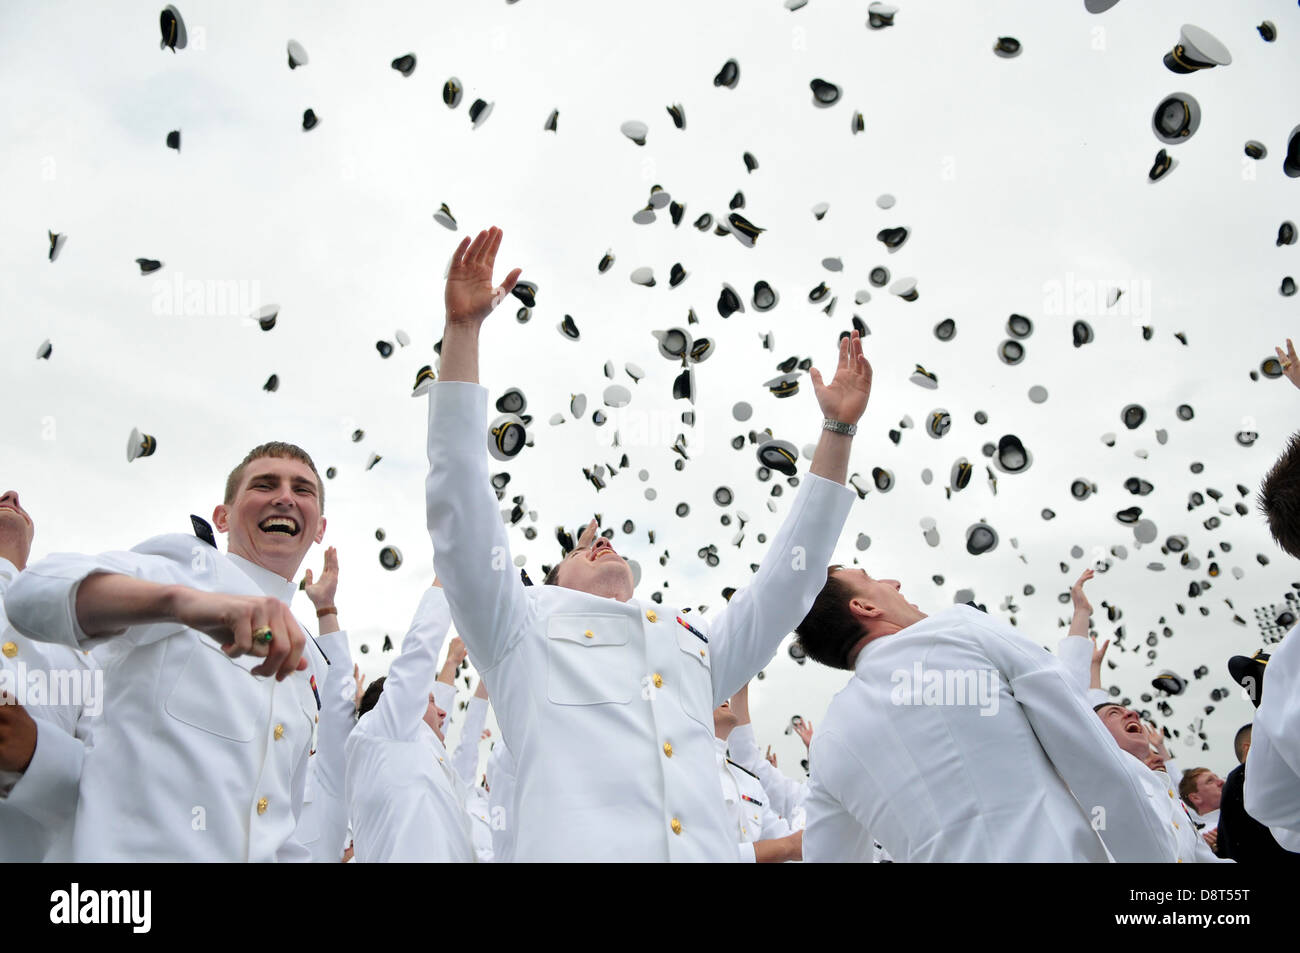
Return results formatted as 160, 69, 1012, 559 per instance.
163, 634, 259, 742
673, 620, 715, 729
545, 614, 640, 706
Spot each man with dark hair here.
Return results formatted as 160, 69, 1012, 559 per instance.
1218, 722, 1300, 861
344, 579, 474, 862
426, 228, 863, 861
796, 567, 1176, 862
5, 443, 348, 861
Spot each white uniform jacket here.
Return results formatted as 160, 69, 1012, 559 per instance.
344, 587, 474, 862
486, 740, 516, 863
426, 381, 855, 862
298, 627, 354, 862
803, 606, 1178, 862
0, 557, 92, 861
5, 535, 330, 861
1245, 623, 1300, 837
726, 722, 808, 822
1124, 755, 1230, 864
717, 738, 792, 862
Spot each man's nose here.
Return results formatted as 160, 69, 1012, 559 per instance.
0, 490, 18, 507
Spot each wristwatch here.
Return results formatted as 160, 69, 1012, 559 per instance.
822, 418, 857, 437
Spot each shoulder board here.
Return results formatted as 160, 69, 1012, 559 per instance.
190, 514, 217, 548
726, 758, 760, 780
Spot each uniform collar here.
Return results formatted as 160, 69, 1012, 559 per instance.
225, 551, 299, 603
0, 555, 17, 586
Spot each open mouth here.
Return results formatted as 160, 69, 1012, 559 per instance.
259, 516, 300, 537
1124, 722, 1143, 735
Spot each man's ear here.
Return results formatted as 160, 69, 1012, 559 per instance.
212, 503, 230, 533
314, 515, 327, 545
847, 597, 881, 624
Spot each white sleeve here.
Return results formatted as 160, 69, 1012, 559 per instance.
451, 696, 489, 788
972, 617, 1178, 862
425, 382, 532, 672
302, 628, 354, 862
364, 589, 452, 742
729, 723, 807, 819
0, 714, 84, 832
1243, 633, 1300, 832
1055, 635, 1093, 696
802, 731, 878, 863
703, 473, 855, 706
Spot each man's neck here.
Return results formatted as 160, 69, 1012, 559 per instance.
0, 539, 27, 572
226, 542, 299, 583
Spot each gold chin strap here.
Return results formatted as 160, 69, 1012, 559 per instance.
1170, 45, 1212, 71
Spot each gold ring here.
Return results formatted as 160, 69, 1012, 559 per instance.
253, 626, 273, 645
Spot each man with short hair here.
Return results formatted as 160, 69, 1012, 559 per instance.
796, 566, 1176, 862
1179, 767, 1223, 842
1219, 722, 1300, 861
0, 489, 92, 861
6, 443, 342, 861
712, 697, 802, 862
426, 227, 863, 861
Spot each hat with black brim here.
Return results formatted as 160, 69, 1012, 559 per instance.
160, 5, 187, 51
411, 365, 436, 397
1151, 93, 1201, 144
126, 427, 157, 462
488, 414, 528, 460
1228, 650, 1269, 707
1163, 25, 1231, 74
758, 439, 799, 476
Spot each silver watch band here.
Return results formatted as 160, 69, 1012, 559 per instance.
823, 418, 857, 437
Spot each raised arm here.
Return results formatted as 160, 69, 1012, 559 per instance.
703, 334, 867, 702
450, 680, 491, 788
426, 227, 531, 671
363, 585, 453, 742
729, 682, 808, 818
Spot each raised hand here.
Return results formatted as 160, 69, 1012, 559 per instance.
794, 719, 814, 751
1090, 637, 1110, 669
303, 546, 339, 609
352, 663, 366, 711
1070, 568, 1094, 616
765, 745, 778, 769
447, 636, 468, 668
445, 227, 522, 327
575, 518, 599, 553
809, 330, 872, 425
1275, 338, 1300, 390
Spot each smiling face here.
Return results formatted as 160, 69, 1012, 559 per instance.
551, 535, 635, 601
0, 489, 35, 569
213, 455, 325, 580
1188, 771, 1224, 814
1096, 704, 1150, 759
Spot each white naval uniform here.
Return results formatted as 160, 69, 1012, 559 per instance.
5, 535, 329, 862
803, 606, 1178, 862
486, 740, 516, 863
297, 628, 354, 862
449, 695, 493, 860
727, 722, 808, 822
0, 556, 92, 861
344, 587, 474, 863
1245, 623, 1300, 841
426, 382, 855, 862
465, 790, 495, 862
716, 738, 792, 862
1123, 754, 1230, 864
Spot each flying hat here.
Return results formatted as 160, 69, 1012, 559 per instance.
653, 327, 692, 360
1244, 141, 1266, 160
757, 439, 799, 476
136, 258, 162, 274
694, 213, 713, 231
673, 367, 696, 403
433, 204, 457, 230
496, 388, 526, 414
166, 130, 180, 151
811, 201, 829, 220
877, 226, 908, 251
1121, 404, 1146, 429
489, 414, 528, 460
302, 108, 319, 131
689, 337, 714, 364
1027, 385, 1048, 404
718, 283, 744, 317
994, 37, 1021, 58
1228, 650, 1269, 707
1151, 671, 1186, 695
287, 39, 308, 69
993, 434, 1032, 473
951, 457, 972, 491
630, 266, 655, 287
1072, 320, 1094, 347
375, 340, 393, 358
159, 5, 187, 51
1163, 25, 1231, 73
965, 522, 998, 555
889, 277, 918, 301
126, 427, 157, 462
1257, 21, 1276, 43
998, 340, 1024, 365
36, 339, 52, 360
822, 257, 843, 272
714, 59, 740, 88
544, 109, 558, 132
1286, 126, 1300, 178
872, 467, 894, 492
47, 231, 66, 262
934, 317, 956, 341
851, 111, 865, 134
728, 212, 765, 247
443, 78, 463, 108
469, 99, 494, 128
867, 3, 897, 29
910, 365, 938, 389
1006, 314, 1033, 339
1278, 221, 1296, 246
1071, 479, 1095, 501
603, 385, 631, 408
926, 409, 951, 439
391, 53, 416, 77
1281, 277, 1296, 297
366, 453, 381, 471
379, 546, 402, 570
264, 374, 279, 392
667, 103, 686, 129
558, 315, 580, 340
670, 263, 688, 288
1151, 93, 1201, 144
810, 78, 840, 107
752, 281, 779, 311
1148, 148, 1175, 182
1124, 477, 1154, 495
253, 304, 278, 331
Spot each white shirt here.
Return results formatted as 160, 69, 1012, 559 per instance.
5, 536, 329, 861
425, 382, 855, 862
297, 627, 354, 862
1124, 755, 1230, 863
717, 737, 792, 862
486, 740, 516, 863
344, 588, 474, 863
0, 556, 91, 861
803, 606, 1178, 862
1245, 622, 1300, 837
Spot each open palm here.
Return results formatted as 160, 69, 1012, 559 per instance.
809, 331, 872, 424
445, 227, 521, 326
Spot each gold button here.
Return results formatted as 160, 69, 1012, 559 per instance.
700, 650, 706, 657
1173, 822, 1179, 830
1177, 858, 1183, 863
652, 673, 663, 689
257, 797, 268, 815
273, 724, 284, 740
1168, 790, 1174, 798
663, 742, 673, 758
2, 641, 17, 659
584, 630, 594, 639
646, 610, 658, 623
670, 818, 682, 835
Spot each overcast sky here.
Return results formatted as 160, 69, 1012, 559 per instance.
1, 0, 1297, 777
